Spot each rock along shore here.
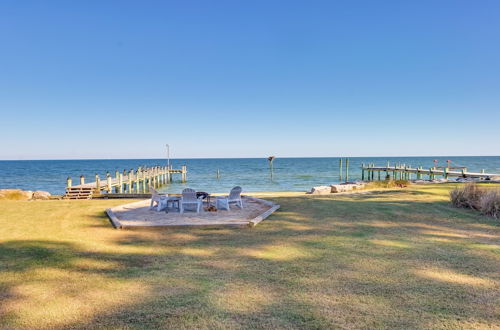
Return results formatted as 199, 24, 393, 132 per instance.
0, 189, 52, 200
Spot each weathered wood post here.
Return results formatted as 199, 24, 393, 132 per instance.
115, 170, 119, 180
429, 168, 433, 180
66, 177, 72, 188
181, 165, 187, 183
95, 174, 101, 194
142, 169, 146, 192
157, 166, 161, 186
135, 169, 140, 193
345, 158, 349, 183
361, 163, 365, 181
151, 168, 156, 188
339, 158, 343, 181
118, 173, 124, 193
106, 172, 112, 193
443, 167, 448, 179
151, 167, 155, 188
157, 166, 161, 187
79, 175, 85, 185
378, 168, 381, 181
127, 169, 134, 194
461, 168, 466, 177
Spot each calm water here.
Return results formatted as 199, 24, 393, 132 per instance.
1, 157, 499, 195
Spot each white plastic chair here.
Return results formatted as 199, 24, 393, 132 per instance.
216, 186, 243, 210
180, 188, 203, 214
149, 187, 168, 212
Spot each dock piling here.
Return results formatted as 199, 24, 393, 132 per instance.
95, 174, 100, 193
339, 158, 343, 181
181, 165, 187, 183
118, 173, 124, 193
345, 158, 349, 182
106, 173, 112, 193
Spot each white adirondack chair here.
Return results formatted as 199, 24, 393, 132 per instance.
150, 187, 168, 211
216, 186, 243, 210
180, 188, 203, 214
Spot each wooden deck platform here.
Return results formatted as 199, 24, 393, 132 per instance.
105, 196, 280, 229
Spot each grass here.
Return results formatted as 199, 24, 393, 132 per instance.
0, 184, 499, 328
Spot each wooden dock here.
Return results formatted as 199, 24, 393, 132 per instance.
64, 165, 187, 199
361, 163, 500, 181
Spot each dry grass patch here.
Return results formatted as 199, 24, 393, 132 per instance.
451, 183, 500, 218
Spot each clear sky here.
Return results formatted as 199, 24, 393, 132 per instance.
1, 0, 499, 160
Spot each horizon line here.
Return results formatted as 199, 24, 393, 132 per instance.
1, 155, 499, 161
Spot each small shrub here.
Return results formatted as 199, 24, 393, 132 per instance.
478, 189, 500, 218
450, 183, 485, 210
0, 190, 26, 200
450, 183, 500, 219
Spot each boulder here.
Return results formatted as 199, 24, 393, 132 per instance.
331, 185, 347, 193
353, 182, 366, 189
20, 190, 33, 200
309, 186, 332, 195
331, 184, 359, 193
33, 191, 51, 200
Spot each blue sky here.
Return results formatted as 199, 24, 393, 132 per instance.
1, 0, 499, 159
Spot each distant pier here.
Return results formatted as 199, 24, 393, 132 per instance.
361, 163, 499, 181
64, 165, 187, 199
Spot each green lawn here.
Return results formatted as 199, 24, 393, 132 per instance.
0, 184, 499, 328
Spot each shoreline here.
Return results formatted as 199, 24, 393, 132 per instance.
4, 181, 500, 201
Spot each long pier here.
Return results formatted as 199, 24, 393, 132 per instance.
64, 165, 187, 199
361, 163, 499, 181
